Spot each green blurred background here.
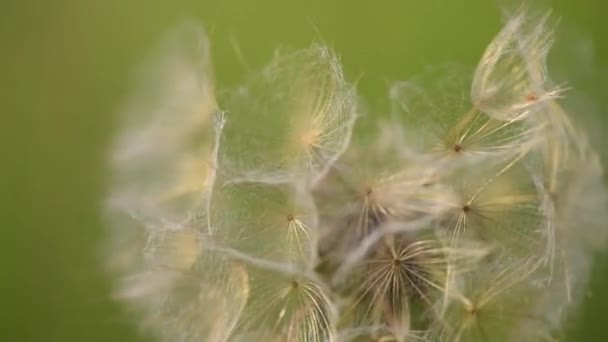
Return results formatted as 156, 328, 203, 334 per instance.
2, 0, 607, 341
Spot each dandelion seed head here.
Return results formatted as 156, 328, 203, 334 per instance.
105, 10, 608, 342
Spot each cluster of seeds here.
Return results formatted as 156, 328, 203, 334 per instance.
107, 10, 607, 342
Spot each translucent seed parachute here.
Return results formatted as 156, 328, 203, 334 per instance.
105, 9, 608, 342
218, 45, 357, 185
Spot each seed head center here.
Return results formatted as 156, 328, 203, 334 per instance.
299, 128, 320, 149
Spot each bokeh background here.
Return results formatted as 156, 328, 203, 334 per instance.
2, 0, 607, 341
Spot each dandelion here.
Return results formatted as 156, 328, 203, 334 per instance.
106, 8, 607, 342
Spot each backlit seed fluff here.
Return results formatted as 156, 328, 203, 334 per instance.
471, 11, 565, 121
106, 9, 608, 342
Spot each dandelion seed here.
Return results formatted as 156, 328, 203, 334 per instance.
109, 23, 223, 226
391, 69, 541, 158
346, 234, 450, 325
471, 10, 565, 121
154, 264, 249, 342
233, 265, 336, 342
209, 180, 318, 267
116, 245, 250, 342
219, 45, 357, 185
330, 220, 488, 341
522, 145, 608, 336
436, 257, 543, 342
439, 157, 545, 258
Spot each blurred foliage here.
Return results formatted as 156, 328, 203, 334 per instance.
1, 0, 607, 341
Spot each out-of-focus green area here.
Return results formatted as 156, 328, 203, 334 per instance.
2, 0, 607, 341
